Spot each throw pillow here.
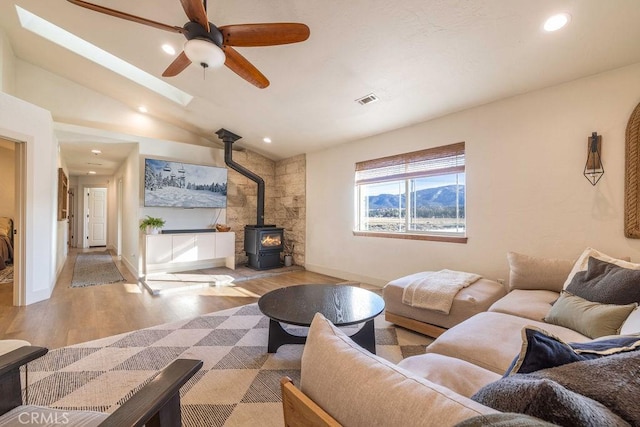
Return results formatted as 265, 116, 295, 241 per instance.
471, 376, 628, 426
529, 351, 640, 425
563, 247, 638, 290
301, 313, 497, 426
506, 252, 574, 293
566, 256, 640, 305
544, 292, 637, 338
504, 326, 640, 376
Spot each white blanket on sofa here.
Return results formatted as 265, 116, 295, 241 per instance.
402, 270, 482, 314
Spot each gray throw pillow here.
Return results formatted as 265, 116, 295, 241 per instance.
567, 256, 640, 305
471, 376, 628, 426
529, 351, 640, 425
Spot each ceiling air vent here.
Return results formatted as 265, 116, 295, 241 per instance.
355, 93, 379, 105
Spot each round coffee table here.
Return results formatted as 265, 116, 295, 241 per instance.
258, 284, 385, 354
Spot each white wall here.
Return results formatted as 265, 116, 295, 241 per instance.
114, 145, 139, 275
0, 92, 58, 304
0, 29, 15, 95
306, 62, 640, 286
14, 60, 214, 148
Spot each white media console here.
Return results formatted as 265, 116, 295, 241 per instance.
143, 231, 236, 275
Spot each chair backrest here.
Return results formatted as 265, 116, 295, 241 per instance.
280, 377, 341, 427
1, 346, 203, 427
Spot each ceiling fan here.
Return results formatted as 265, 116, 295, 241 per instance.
66, 0, 310, 88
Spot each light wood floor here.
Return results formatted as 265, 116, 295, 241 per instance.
0, 248, 351, 349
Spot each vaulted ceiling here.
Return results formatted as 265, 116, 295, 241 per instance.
1, 0, 640, 174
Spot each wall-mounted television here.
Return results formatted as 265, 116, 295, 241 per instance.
144, 158, 227, 208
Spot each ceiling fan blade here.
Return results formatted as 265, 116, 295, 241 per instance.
162, 51, 192, 77
66, 0, 183, 33
223, 46, 269, 89
220, 23, 310, 47
180, 0, 210, 32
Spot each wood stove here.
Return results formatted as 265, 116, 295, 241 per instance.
217, 128, 285, 270
244, 225, 284, 270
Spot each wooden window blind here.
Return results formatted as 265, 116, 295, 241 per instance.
355, 142, 465, 185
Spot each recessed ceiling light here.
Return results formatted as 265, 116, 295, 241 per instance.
88, 171, 97, 175
544, 13, 571, 32
15, 6, 193, 106
91, 149, 102, 154
138, 106, 148, 113
162, 44, 176, 55
263, 137, 272, 143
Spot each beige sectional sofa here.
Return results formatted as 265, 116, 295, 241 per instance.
285, 248, 640, 426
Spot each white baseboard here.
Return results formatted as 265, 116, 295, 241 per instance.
120, 256, 138, 278
304, 263, 385, 288
144, 259, 228, 276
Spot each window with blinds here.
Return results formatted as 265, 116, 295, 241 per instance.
354, 142, 466, 241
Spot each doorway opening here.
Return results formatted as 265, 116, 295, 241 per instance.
0, 137, 25, 306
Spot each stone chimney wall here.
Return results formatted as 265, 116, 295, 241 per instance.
275, 154, 306, 266
225, 150, 306, 267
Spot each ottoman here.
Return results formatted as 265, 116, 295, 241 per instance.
383, 272, 506, 338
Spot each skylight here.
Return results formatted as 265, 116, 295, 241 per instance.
16, 6, 193, 107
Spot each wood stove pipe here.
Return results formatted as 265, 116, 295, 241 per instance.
216, 128, 265, 226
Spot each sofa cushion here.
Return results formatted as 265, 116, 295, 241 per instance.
504, 326, 640, 375
544, 292, 637, 338
563, 247, 638, 290
507, 252, 574, 292
383, 275, 506, 329
0, 340, 31, 356
424, 312, 589, 374
300, 313, 498, 427
566, 256, 640, 305
471, 376, 628, 426
488, 289, 558, 321
398, 353, 501, 398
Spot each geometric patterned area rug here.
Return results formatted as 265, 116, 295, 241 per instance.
0, 264, 12, 284
70, 251, 124, 288
22, 303, 432, 426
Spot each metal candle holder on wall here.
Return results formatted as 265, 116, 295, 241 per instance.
584, 131, 604, 185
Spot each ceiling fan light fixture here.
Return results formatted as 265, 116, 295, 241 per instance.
184, 39, 225, 69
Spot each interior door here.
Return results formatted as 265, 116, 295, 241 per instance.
88, 187, 107, 247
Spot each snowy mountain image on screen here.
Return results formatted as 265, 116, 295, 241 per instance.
144, 159, 227, 208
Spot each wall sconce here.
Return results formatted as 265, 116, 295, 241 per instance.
584, 131, 604, 185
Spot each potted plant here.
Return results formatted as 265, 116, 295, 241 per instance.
139, 215, 165, 234
283, 241, 294, 267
